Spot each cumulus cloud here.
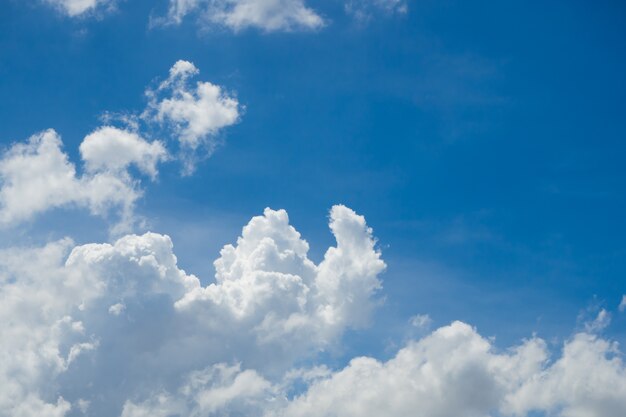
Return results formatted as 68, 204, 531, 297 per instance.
42, 0, 115, 17
272, 321, 626, 417
619, 295, 626, 312
0, 61, 238, 226
121, 320, 626, 417
0, 205, 384, 416
1, 205, 626, 417
0, 128, 157, 230
163, 0, 324, 32
145, 60, 240, 173
121, 363, 275, 417
0, 238, 98, 416
80, 126, 168, 179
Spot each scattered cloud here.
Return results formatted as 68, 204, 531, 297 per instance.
38, 0, 405, 31
345, 0, 407, 24
160, 0, 406, 32
619, 295, 626, 312
162, 0, 325, 32
144, 60, 241, 173
585, 308, 612, 333
409, 313, 432, 329
42, 0, 116, 17
0, 129, 148, 232
0, 61, 239, 227
80, 126, 168, 179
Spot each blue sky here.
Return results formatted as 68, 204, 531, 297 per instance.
1, 1, 626, 416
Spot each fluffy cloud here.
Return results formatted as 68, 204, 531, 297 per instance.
505, 333, 626, 417
0, 128, 155, 230
0, 238, 97, 416
80, 126, 167, 179
39, 0, 404, 30
174, 205, 385, 367
0, 61, 238, 226
120, 363, 275, 417
164, 0, 324, 32
0, 205, 384, 416
145, 60, 240, 173
121, 320, 626, 417
42, 0, 115, 17
274, 322, 626, 417
1, 204, 626, 417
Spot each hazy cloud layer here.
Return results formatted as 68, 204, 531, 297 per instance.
42, 0, 116, 17
38, 0, 407, 31
164, 0, 324, 32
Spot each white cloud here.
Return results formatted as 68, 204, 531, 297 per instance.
273, 322, 626, 417
409, 313, 432, 329
1, 205, 625, 417
344, 0, 407, 22
505, 332, 626, 417
0, 61, 239, 227
584, 308, 612, 333
80, 126, 168, 179
275, 321, 547, 417
121, 320, 626, 417
164, 0, 324, 32
145, 60, 240, 173
619, 295, 626, 312
43, 0, 115, 17
0, 128, 165, 231
0, 205, 384, 416
0, 238, 98, 415
121, 363, 275, 417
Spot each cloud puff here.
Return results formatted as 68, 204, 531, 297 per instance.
164, 0, 324, 32
42, 0, 115, 17
0, 205, 384, 416
0, 61, 238, 226
120, 363, 275, 417
145, 60, 240, 173
274, 321, 626, 417
80, 126, 168, 179
0, 128, 159, 230
0, 238, 97, 416
121, 320, 626, 417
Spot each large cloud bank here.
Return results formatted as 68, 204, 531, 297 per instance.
1, 204, 625, 417
0, 205, 386, 416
